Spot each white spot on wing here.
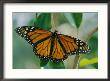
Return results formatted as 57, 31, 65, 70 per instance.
24, 31, 27, 34
30, 30, 32, 31
31, 27, 34, 29
26, 28, 28, 30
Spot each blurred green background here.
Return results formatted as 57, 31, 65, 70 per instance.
13, 12, 98, 69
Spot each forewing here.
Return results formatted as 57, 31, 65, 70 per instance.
15, 26, 52, 46
58, 34, 78, 54
58, 34, 90, 54
75, 39, 90, 54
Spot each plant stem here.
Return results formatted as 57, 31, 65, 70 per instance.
51, 13, 56, 28
72, 55, 80, 69
51, 13, 60, 32
72, 28, 80, 69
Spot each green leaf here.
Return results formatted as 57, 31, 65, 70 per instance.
40, 58, 49, 67
88, 35, 98, 55
45, 61, 65, 69
72, 13, 82, 28
81, 32, 98, 59
63, 13, 76, 28
79, 57, 98, 67
34, 13, 51, 31
92, 63, 98, 69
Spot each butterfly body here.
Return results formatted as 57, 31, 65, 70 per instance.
15, 26, 90, 62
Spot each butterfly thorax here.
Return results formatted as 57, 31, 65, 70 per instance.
52, 30, 58, 38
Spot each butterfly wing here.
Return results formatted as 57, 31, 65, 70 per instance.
15, 26, 52, 46
33, 37, 52, 59
15, 26, 90, 62
75, 38, 90, 54
58, 34, 90, 55
50, 37, 68, 62
15, 26, 52, 59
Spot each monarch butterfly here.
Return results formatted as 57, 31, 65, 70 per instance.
15, 26, 90, 62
